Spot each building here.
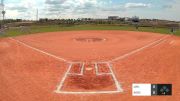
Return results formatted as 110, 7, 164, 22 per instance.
108, 16, 119, 20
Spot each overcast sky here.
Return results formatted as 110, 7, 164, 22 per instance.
2, 0, 180, 21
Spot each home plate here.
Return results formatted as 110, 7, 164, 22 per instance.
86, 67, 93, 71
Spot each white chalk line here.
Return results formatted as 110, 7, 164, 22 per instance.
107, 63, 123, 92
97, 73, 112, 75
95, 63, 98, 75
55, 62, 123, 94
55, 63, 72, 92
109, 35, 169, 62
81, 63, 85, 75
68, 63, 84, 75
9, 35, 168, 64
96, 63, 111, 75
9, 37, 68, 62
152, 40, 167, 48
169, 40, 174, 45
55, 90, 121, 94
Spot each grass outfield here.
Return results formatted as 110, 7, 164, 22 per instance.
0, 24, 180, 37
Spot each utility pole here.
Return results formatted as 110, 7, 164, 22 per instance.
0, 0, 5, 31
36, 9, 38, 21
1, 0, 5, 21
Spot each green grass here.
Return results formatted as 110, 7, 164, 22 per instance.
0, 24, 180, 37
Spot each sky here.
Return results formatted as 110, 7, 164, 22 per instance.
1, 0, 180, 21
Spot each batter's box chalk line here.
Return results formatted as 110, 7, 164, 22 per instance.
54, 62, 123, 94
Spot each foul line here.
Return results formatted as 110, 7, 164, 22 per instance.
152, 40, 167, 48
107, 63, 123, 92
9, 35, 168, 64
9, 38, 68, 62
55, 63, 72, 92
109, 35, 169, 62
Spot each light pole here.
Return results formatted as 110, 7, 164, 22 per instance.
36, 9, 38, 21
1, 0, 5, 29
2, 10, 5, 21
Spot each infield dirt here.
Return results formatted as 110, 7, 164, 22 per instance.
0, 30, 180, 101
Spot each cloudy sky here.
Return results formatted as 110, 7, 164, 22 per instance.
2, 0, 180, 21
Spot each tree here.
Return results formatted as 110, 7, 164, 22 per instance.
132, 16, 140, 30
132, 16, 140, 23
